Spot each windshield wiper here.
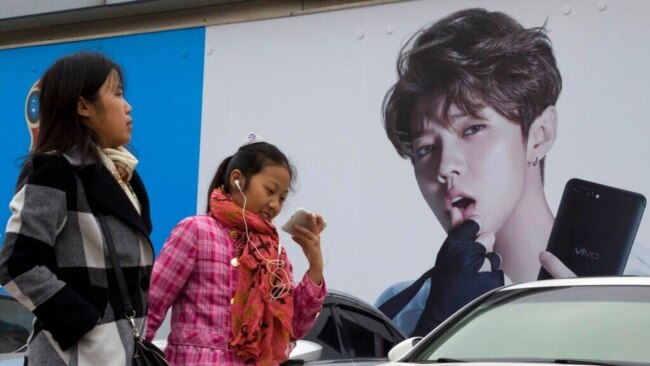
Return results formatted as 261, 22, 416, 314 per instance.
553, 359, 620, 366
411, 358, 467, 364
418, 358, 622, 365
428, 358, 466, 363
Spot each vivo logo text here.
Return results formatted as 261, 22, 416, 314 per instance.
575, 246, 599, 260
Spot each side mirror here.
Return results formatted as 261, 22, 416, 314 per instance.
288, 340, 323, 363
388, 337, 422, 361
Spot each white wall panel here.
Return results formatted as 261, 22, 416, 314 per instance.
200, 0, 650, 303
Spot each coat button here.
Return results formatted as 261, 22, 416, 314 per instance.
229, 231, 239, 239
231, 258, 239, 267
230, 298, 235, 305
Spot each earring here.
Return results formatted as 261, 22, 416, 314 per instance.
527, 157, 539, 167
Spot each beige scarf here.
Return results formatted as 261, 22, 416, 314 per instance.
99, 147, 141, 214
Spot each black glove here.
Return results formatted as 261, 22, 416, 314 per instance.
435, 219, 500, 274
378, 219, 503, 337
411, 219, 503, 336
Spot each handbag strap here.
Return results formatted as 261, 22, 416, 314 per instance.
97, 214, 140, 338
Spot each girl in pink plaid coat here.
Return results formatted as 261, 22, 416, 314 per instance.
146, 135, 326, 366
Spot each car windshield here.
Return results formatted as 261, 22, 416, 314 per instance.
410, 285, 650, 365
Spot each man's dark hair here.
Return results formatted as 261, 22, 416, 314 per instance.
383, 8, 562, 173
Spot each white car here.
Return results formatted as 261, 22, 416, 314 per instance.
384, 276, 650, 366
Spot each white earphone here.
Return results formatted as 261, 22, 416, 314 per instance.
232, 175, 287, 300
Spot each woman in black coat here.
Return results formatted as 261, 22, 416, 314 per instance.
0, 52, 153, 365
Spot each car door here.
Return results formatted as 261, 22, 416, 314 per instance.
332, 302, 404, 361
302, 303, 345, 360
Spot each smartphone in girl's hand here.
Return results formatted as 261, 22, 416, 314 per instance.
281, 208, 326, 235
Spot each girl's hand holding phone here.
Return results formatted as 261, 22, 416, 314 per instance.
288, 211, 327, 285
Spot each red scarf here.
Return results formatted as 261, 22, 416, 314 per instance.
209, 188, 294, 366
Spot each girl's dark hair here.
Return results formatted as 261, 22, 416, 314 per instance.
382, 8, 562, 175
206, 142, 295, 212
34, 52, 124, 163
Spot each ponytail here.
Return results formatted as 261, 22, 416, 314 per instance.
206, 155, 233, 213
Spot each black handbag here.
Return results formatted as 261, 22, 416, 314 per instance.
97, 214, 170, 366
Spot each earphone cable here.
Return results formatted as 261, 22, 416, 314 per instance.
238, 184, 291, 301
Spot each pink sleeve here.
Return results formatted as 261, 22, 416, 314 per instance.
292, 272, 326, 339
145, 217, 198, 341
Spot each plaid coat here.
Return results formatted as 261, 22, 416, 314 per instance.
145, 215, 325, 365
0, 150, 153, 365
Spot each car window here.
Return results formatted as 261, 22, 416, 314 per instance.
336, 304, 400, 358
413, 286, 650, 364
0, 296, 32, 353
303, 305, 342, 359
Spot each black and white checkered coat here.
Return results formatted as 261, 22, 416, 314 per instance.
0, 150, 153, 365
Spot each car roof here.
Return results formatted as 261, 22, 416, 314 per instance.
504, 276, 650, 291
324, 289, 375, 309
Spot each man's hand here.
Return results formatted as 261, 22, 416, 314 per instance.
539, 251, 576, 278
437, 209, 499, 273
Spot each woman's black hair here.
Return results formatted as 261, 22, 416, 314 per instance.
34, 51, 124, 164
206, 142, 295, 212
